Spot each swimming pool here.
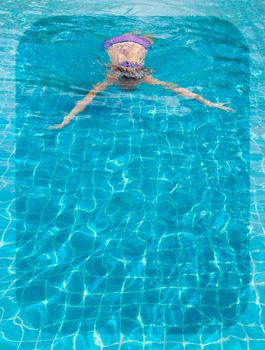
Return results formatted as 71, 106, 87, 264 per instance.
1, 2, 265, 350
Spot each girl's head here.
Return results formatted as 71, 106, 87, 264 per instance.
110, 64, 151, 91
118, 76, 139, 91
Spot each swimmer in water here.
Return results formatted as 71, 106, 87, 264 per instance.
48, 31, 235, 129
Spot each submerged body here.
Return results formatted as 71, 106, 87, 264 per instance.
48, 32, 234, 129
104, 33, 153, 84
106, 37, 149, 66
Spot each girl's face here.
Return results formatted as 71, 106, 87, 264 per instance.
118, 76, 139, 91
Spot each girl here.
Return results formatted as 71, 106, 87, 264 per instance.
48, 32, 234, 129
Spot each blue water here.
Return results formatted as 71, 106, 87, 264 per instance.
13, 15, 251, 348
2, 5, 265, 348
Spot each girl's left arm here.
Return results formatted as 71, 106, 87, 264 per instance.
142, 75, 235, 112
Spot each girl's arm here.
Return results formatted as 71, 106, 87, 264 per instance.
142, 75, 235, 112
48, 75, 117, 129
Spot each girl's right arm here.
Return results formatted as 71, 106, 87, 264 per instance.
48, 74, 117, 129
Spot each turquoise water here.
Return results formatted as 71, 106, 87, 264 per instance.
1, 3, 265, 348
13, 15, 251, 348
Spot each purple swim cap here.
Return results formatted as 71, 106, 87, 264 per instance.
103, 34, 151, 50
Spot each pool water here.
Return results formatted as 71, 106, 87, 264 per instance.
13, 15, 251, 348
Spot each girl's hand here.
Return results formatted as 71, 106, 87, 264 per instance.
47, 116, 71, 129
47, 123, 65, 129
208, 102, 235, 112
